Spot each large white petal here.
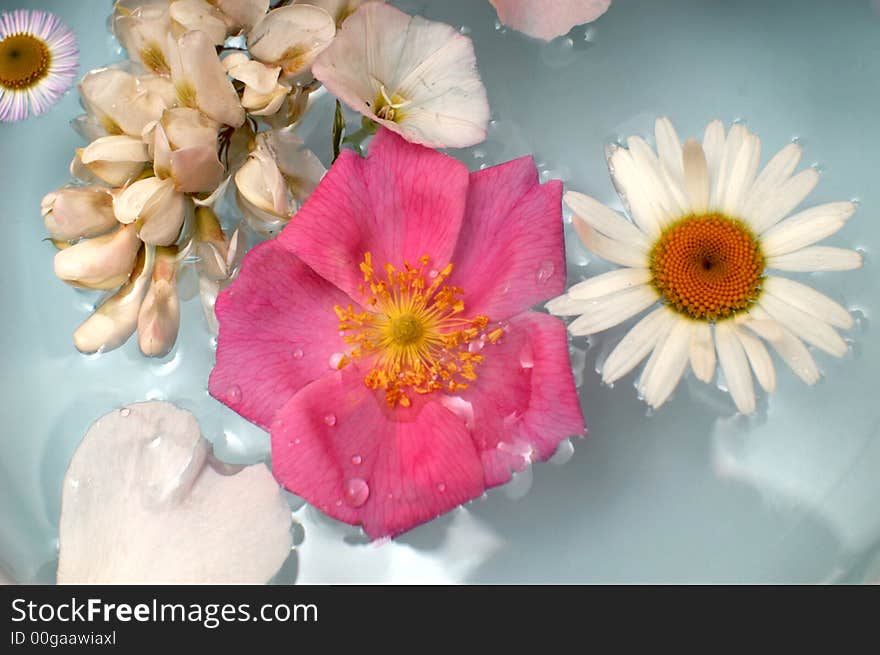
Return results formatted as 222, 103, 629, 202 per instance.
57, 401, 292, 583
54, 224, 141, 290
760, 201, 856, 257
488, 0, 610, 41
746, 307, 820, 385
741, 142, 801, 220
763, 276, 853, 329
571, 220, 650, 268
114, 176, 171, 225
42, 187, 118, 241
655, 117, 683, 187
714, 321, 756, 414
248, 4, 336, 78
170, 0, 228, 45
138, 247, 181, 357
758, 293, 848, 357
747, 168, 819, 234
709, 122, 745, 210
733, 324, 776, 393
607, 145, 663, 238
567, 268, 652, 300
214, 0, 270, 30
681, 138, 710, 214
767, 246, 863, 272
564, 191, 651, 248
601, 306, 673, 384
688, 320, 716, 383
567, 285, 658, 336
173, 30, 245, 127
701, 119, 726, 192
719, 132, 760, 217
637, 317, 692, 409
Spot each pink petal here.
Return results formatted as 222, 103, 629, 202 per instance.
449, 157, 565, 321
490, 0, 611, 41
271, 365, 485, 539
460, 311, 585, 486
209, 240, 354, 430
278, 128, 468, 304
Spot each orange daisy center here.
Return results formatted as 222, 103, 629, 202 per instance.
0, 33, 50, 90
334, 252, 502, 407
650, 214, 765, 321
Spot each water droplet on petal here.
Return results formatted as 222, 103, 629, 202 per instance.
519, 342, 535, 369
437, 482, 446, 493
329, 352, 345, 369
468, 339, 485, 354
119, 408, 131, 417
344, 478, 370, 507
351, 454, 362, 465
536, 260, 555, 283
68, 478, 80, 489
439, 396, 475, 431
324, 413, 337, 427
428, 269, 439, 279
147, 435, 163, 449
227, 385, 242, 403
292, 348, 304, 359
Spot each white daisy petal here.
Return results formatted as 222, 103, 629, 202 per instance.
654, 117, 684, 186
747, 306, 821, 385
767, 246, 863, 272
565, 191, 651, 248
733, 324, 776, 393
567, 285, 658, 336
748, 168, 820, 234
638, 316, 691, 409
710, 123, 746, 210
742, 142, 802, 220
681, 138, 710, 214
567, 268, 652, 300
714, 321, 756, 414
758, 294, 848, 357
607, 145, 663, 238
571, 221, 649, 268
738, 317, 784, 342
602, 307, 673, 384
763, 276, 854, 329
760, 201, 856, 257
702, 119, 726, 186
545, 294, 591, 316
720, 132, 761, 217
626, 136, 682, 225
688, 320, 716, 383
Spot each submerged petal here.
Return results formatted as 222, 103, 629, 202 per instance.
57, 401, 292, 583
42, 187, 117, 241
138, 246, 181, 357
247, 4, 335, 79
54, 223, 141, 290
489, 0, 611, 41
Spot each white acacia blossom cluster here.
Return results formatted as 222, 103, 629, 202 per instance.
42, 0, 491, 357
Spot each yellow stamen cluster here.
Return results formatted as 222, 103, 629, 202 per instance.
0, 33, 50, 90
650, 214, 765, 321
335, 253, 503, 407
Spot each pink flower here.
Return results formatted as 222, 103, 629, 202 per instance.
489, 0, 611, 41
209, 129, 584, 539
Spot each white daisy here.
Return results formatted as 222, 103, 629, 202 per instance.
0, 9, 78, 122
547, 118, 863, 414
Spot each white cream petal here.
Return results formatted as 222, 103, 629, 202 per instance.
567, 285, 658, 336
247, 4, 336, 78
225, 58, 281, 95
564, 191, 650, 248
714, 321, 756, 414
747, 306, 821, 385
709, 122, 746, 210
571, 221, 650, 268
54, 224, 141, 290
607, 145, 663, 238
173, 30, 245, 127
688, 320, 716, 383
57, 401, 292, 584
601, 307, 673, 384
733, 324, 776, 393
748, 168, 820, 234
43, 187, 118, 241
702, 119, 726, 190
763, 276, 854, 329
720, 132, 761, 217
170, 145, 226, 194
627, 135, 688, 224
681, 138, 710, 214
638, 318, 692, 409
758, 293, 848, 357
214, 0, 270, 30
545, 294, 591, 316
567, 268, 652, 300
742, 142, 802, 220
170, 0, 228, 45
114, 176, 170, 225
654, 117, 683, 186
739, 317, 784, 342
138, 248, 181, 357
760, 201, 856, 257
767, 246, 863, 272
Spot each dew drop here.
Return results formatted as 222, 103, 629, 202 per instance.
439, 396, 475, 431
519, 342, 535, 369
227, 385, 242, 403
351, 454, 362, 465
536, 260, 555, 283
428, 269, 439, 279
147, 435, 163, 449
119, 407, 131, 417
344, 478, 370, 507
437, 482, 446, 493
468, 339, 485, 354
68, 478, 80, 489
323, 413, 337, 427
292, 348, 304, 359
329, 352, 345, 369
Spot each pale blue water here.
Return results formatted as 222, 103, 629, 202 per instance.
1, 0, 878, 583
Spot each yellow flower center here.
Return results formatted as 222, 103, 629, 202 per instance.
374, 85, 408, 122
650, 214, 765, 321
335, 253, 503, 407
0, 33, 50, 90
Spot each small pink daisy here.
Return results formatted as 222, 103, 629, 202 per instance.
209, 129, 585, 539
0, 9, 78, 122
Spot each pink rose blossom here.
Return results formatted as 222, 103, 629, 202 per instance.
209, 129, 584, 539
